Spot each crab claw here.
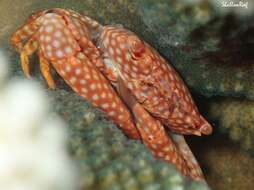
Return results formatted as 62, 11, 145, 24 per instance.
199, 116, 213, 135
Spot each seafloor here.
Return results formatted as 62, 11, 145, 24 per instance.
1, 0, 254, 190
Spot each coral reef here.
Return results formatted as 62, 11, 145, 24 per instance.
207, 98, 254, 153
1, 0, 254, 189
48, 89, 210, 190
189, 134, 254, 190
0, 54, 78, 190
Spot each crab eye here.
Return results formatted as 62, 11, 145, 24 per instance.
129, 36, 145, 59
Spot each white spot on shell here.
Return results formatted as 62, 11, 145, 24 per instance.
64, 46, 73, 54
70, 77, 77, 84
125, 53, 131, 61
75, 68, 81, 75
85, 74, 91, 80
90, 84, 96, 90
107, 93, 113, 98
45, 35, 51, 42
56, 50, 64, 58
102, 103, 109, 109
45, 25, 54, 33
108, 111, 115, 116
59, 70, 66, 76
80, 79, 86, 85
52, 40, 61, 48
46, 51, 52, 57
116, 56, 122, 64
39, 35, 45, 42
46, 45, 52, 51
54, 30, 62, 38
111, 102, 116, 108
65, 65, 71, 72
92, 94, 99, 101
77, 53, 85, 59
118, 115, 124, 120
81, 88, 88, 93
101, 92, 106, 98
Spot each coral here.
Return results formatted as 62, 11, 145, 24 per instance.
190, 134, 254, 190
48, 89, 210, 190
207, 98, 254, 153
0, 54, 78, 190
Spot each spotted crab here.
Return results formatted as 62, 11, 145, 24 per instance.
11, 8, 213, 181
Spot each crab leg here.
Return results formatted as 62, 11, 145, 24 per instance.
19, 37, 39, 78
170, 134, 204, 180
134, 103, 190, 176
38, 51, 56, 89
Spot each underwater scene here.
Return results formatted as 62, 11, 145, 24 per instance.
0, 0, 253, 190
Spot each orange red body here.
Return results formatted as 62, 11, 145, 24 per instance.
10, 8, 212, 181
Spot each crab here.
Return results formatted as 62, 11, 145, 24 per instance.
11, 8, 213, 181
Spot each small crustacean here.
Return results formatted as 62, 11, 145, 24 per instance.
97, 26, 213, 180
11, 8, 213, 181
98, 26, 213, 136
10, 8, 140, 139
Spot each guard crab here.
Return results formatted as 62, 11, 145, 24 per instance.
11, 8, 213, 181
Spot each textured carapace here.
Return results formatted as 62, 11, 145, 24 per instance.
10, 8, 140, 139
98, 26, 213, 136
